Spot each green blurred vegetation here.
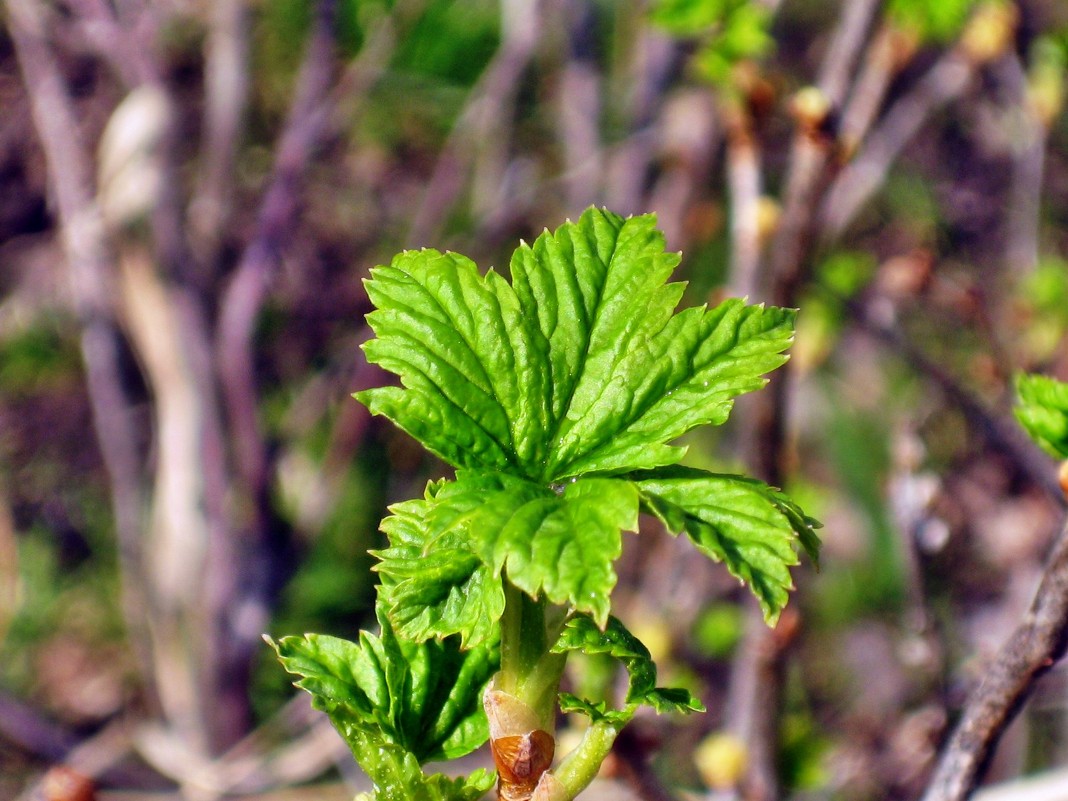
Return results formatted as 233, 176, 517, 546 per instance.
4, 0, 1068, 796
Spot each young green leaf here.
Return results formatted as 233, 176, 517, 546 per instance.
1015, 373, 1068, 459
634, 467, 820, 624
375, 489, 505, 648
347, 726, 496, 801
356, 208, 796, 483
649, 0, 774, 84
553, 613, 704, 719
267, 612, 497, 764
455, 474, 640, 627
377, 471, 640, 631
512, 209, 796, 478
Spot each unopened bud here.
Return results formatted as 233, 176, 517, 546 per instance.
960, 2, 1018, 66
694, 732, 748, 790
756, 196, 781, 244
42, 767, 95, 801
789, 86, 834, 141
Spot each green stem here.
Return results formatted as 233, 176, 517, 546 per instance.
498, 580, 567, 730
552, 715, 630, 799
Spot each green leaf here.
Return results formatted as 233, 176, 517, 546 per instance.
634, 467, 821, 625
552, 613, 704, 717
267, 613, 497, 765
356, 248, 550, 474
650, 0, 773, 84
512, 212, 795, 478
357, 208, 796, 482
463, 475, 639, 626
1015, 373, 1068, 459
557, 693, 631, 727
375, 488, 505, 648
348, 726, 496, 801
378, 471, 640, 629
887, 0, 976, 42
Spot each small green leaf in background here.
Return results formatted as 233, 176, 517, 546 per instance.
553, 613, 704, 720
1015, 373, 1068, 459
649, 0, 773, 84
886, 0, 977, 43
635, 467, 820, 624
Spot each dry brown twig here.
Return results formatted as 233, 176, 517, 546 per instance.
719, 3, 884, 799
5, 0, 152, 705
921, 514, 1068, 801
407, 0, 546, 245
821, 48, 975, 239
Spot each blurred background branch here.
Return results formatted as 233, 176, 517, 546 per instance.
3, 0, 1068, 799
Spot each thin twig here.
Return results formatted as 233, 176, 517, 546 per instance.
209, 0, 338, 753
216, 0, 338, 498
407, 0, 543, 246
822, 48, 975, 238
726, 6, 885, 798
921, 516, 1068, 801
815, 0, 883, 109
849, 296, 1065, 505
5, 0, 151, 704
717, 605, 799, 801
603, 24, 678, 216
837, 23, 912, 156
189, 0, 250, 270
556, 0, 603, 211
724, 100, 763, 299
995, 53, 1045, 276
762, 0, 883, 306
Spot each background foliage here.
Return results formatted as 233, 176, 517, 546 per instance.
2, 0, 1068, 799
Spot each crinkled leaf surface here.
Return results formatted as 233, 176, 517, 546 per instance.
1015, 373, 1068, 459
267, 612, 497, 765
374, 487, 505, 648
552, 613, 704, 721
356, 207, 796, 482
634, 467, 820, 624
449, 474, 639, 626
348, 726, 496, 801
376, 471, 640, 632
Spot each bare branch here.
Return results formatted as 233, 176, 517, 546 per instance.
921, 516, 1068, 801
994, 53, 1046, 276
6, 0, 150, 692
822, 49, 975, 238
849, 295, 1065, 505
718, 605, 799, 801
816, 0, 884, 110
603, 27, 678, 216
556, 0, 604, 211
407, 0, 542, 246
762, 0, 883, 304
189, 0, 251, 269
217, 0, 338, 499
837, 24, 912, 156
724, 100, 763, 299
